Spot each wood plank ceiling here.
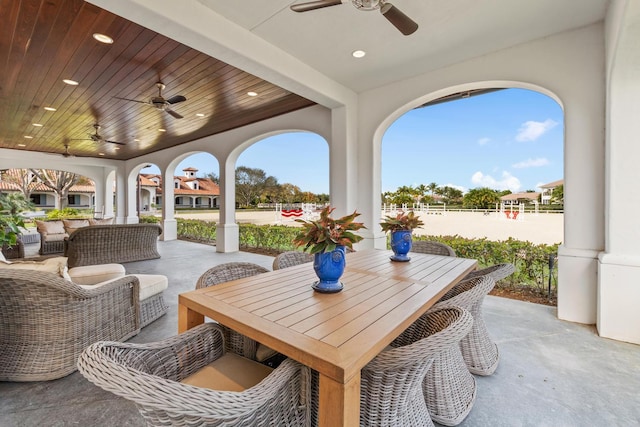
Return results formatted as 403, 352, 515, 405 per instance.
0, 0, 316, 160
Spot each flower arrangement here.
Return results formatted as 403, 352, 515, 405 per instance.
379, 210, 424, 233
293, 206, 366, 254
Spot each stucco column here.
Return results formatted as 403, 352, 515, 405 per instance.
329, 106, 358, 218
115, 167, 127, 224
125, 170, 139, 224
161, 167, 177, 241
216, 157, 239, 252
597, 2, 640, 344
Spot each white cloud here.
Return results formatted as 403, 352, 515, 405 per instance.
512, 157, 550, 169
516, 119, 558, 142
471, 171, 521, 192
477, 137, 490, 145
442, 183, 468, 193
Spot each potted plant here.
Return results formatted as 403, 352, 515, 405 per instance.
379, 210, 424, 262
293, 206, 366, 293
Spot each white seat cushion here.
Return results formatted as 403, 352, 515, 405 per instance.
68, 263, 126, 285
132, 274, 168, 301
181, 352, 273, 392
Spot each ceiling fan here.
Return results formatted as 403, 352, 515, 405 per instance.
290, 0, 418, 35
72, 124, 126, 145
61, 142, 74, 158
115, 82, 187, 119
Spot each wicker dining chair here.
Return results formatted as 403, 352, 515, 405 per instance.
465, 262, 515, 282
396, 306, 477, 426
196, 262, 277, 362
78, 323, 311, 427
433, 275, 499, 377
412, 240, 457, 257
272, 251, 314, 270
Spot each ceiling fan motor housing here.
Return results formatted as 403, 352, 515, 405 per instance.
352, 0, 382, 11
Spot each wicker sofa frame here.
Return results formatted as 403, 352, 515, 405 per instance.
0, 270, 140, 382
64, 223, 162, 267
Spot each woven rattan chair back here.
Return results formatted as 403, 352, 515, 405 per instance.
412, 240, 457, 257
465, 263, 515, 282
272, 251, 314, 270
77, 323, 311, 426
196, 262, 271, 360
434, 275, 500, 377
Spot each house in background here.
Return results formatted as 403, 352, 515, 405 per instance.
144, 168, 220, 210
500, 192, 541, 206
540, 179, 564, 205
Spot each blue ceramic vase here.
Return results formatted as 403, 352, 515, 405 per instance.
313, 245, 346, 293
390, 230, 412, 262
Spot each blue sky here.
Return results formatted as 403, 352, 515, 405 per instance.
147, 88, 563, 195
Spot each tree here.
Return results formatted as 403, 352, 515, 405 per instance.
463, 187, 500, 209
1, 169, 35, 199
204, 172, 219, 184
30, 169, 80, 209
427, 182, 438, 198
235, 166, 278, 207
551, 185, 564, 204
439, 186, 463, 204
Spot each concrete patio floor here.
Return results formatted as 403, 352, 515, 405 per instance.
1, 239, 639, 426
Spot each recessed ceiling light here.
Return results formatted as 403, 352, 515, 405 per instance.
32, 123, 43, 127
93, 33, 113, 44
247, 91, 258, 97
98, 153, 105, 156
158, 128, 166, 132
18, 143, 26, 147
44, 107, 57, 111
352, 50, 366, 58
63, 79, 79, 85
24, 135, 33, 139
134, 138, 140, 142
196, 113, 205, 117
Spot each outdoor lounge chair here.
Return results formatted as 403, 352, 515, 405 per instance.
77, 323, 311, 426
433, 275, 500, 376
272, 250, 313, 270
196, 262, 277, 362
0, 270, 140, 381
412, 240, 457, 257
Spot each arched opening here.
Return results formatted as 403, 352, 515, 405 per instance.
381, 87, 564, 245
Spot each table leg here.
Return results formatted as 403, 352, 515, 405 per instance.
318, 372, 360, 427
178, 303, 204, 333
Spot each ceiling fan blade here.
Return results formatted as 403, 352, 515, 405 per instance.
380, 3, 418, 35
166, 95, 186, 104
104, 139, 126, 146
165, 109, 183, 119
291, 0, 342, 12
113, 96, 149, 104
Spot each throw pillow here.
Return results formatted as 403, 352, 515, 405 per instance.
89, 217, 114, 226
63, 219, 91, 234
0, 256, 71, 280
35, 220, 65, 235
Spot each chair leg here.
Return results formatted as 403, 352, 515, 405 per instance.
460, 305, 500, 376
423, 346, 477, 426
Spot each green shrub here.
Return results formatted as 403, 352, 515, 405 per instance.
174, 219, 559, 299
46, 208, 86, 219
139, 215, 160, 224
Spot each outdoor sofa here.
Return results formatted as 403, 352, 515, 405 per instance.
64, 223, 162, 268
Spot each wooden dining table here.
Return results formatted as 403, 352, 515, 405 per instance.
178, 249, 477, 426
